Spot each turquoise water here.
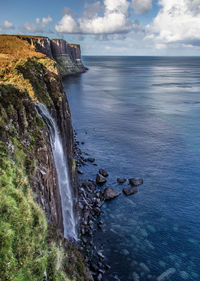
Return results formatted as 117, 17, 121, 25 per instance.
63, 57, 200, 281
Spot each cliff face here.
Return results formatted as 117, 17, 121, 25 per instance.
18, 35, 87, 76
0, 35, 92, 281
17, 35, 53, 59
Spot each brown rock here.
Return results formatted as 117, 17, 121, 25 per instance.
117, 178, 126, 184
87, 157, 95, 163
96, 174, 107, 185
104, 188, 120, 200
129, 178, 143, 186
99, 169, 109, 177
123, 187, 138, 196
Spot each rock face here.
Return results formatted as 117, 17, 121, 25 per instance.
17, 35, 87, 75
17, 35, 53, 58
104, 188, 120, 200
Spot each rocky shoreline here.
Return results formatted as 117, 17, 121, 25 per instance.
72, 131, 144, 281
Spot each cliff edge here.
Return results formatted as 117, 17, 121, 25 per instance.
0, 35, 92, 281
17, 35, 87, 75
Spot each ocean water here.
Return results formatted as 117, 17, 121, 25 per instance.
63, 57, 200, 281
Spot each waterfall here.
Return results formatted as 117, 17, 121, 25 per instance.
36, 102, 77, 240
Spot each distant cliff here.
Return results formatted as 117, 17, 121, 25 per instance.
0, 35, 92, 281
17, 35, 87, 75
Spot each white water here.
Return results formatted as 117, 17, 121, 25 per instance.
36, 102, 77, 239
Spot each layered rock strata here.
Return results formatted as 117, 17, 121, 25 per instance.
17, 35, 87, 75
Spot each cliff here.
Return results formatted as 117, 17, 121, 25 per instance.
0, 35, 92, 280
17, 35, 87, 76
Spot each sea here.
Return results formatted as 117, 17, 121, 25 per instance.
63, 56, 200, 281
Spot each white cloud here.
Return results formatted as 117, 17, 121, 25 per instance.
83, 1, 104, 19
55, 14, 79, 33
2, 20, 14, 29
55, 0, 132, 34
147, 0, 200, 46
132, 0, 152, 15
19, 22, 44, 33
42, 16, 53, 25
19, 16, 53, 34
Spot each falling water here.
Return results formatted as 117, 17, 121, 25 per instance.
36, 102, 77, 239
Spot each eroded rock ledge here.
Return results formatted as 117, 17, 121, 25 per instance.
17, 35, 87, 75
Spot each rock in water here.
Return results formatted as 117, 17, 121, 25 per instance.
87, 157, 95, 163
99, 169, 109, 177
129, 178, 143, 186
117, 178, 126, 184
123, 187, 138, 196
104, 187, 120, 200
77, 169, 83, 174
96, 174, 107, 185
156, 268, 176, 281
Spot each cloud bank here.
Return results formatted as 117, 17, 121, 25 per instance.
131, 0, 152, 15
19, 16, 53, 34
148, 0, 200, 47
0, 20, 15, 32
55, 0, 133, 34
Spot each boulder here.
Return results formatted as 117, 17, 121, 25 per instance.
96, 174, 107, 185
87, 157, 95, 163
103, 187, 120, 200
129, 178, 143, 186
77, 169, 83, 174
117, 178, 126, 184
123, 187, 138, 196
99, 169, 109, 177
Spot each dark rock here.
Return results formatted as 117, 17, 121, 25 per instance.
97, 251, 105, 259
105, 264, 111, 270
82, 237, 88, 244
77, 169, 83, 174
81, 141, 85, 144
123, 187, 138, 196
117, 178, 126, 184
94, 207, 101, 216
78, 202, 84, 209
99, 169, 109, 177
129, 178, 143, 186
97, 273, 103, 281
98, 269, 105, 274
96, 174, 107, 185
87, 157, 95, 163
91, 263, 99, 272
103, 188, 120, 200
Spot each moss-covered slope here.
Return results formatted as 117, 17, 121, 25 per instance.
0, 35, 92, 281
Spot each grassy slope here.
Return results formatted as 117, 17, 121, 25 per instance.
0, 35, 91, 281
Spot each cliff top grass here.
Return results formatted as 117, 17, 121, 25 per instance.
0, 35, 58, 103
0, 35, 46, 66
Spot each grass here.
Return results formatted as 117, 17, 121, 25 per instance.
0, 145, 48, 281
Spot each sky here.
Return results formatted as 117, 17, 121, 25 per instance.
1, 0, 200, 56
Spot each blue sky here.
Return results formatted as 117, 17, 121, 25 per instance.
1, 0, 200, 56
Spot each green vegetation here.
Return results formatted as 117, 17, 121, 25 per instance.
0, 144, 73, 281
